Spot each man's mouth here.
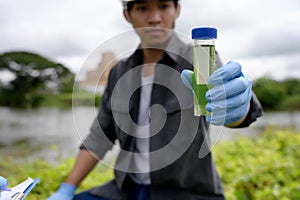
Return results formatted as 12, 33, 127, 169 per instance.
144, 28, 166, 37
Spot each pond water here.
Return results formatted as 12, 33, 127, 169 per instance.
0, 106, 299, 163
0, 106, 95, 164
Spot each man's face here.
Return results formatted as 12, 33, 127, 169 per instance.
124, 0, 180, 48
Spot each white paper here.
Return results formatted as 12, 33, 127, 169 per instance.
1, 177, 34, 200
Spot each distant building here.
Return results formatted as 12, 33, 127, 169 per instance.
79, 52, 116, 94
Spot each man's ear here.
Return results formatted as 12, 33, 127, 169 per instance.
123, 10, 132, 23
175, 3, 181, 19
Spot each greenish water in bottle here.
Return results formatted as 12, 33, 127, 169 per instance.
193, 44, 215, 116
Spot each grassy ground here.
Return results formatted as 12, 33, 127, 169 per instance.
1, 126, 299, 199
213, 126, 300, 199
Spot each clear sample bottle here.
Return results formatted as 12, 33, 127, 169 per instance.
192, 27, 217, 116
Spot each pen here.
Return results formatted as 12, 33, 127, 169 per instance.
12, 192, 23, 200
0, 187, 11, 191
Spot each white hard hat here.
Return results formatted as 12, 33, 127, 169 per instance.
121, 0, 180, 9
120, 0, 135, 8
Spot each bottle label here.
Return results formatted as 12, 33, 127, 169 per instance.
194, 46, 210, 84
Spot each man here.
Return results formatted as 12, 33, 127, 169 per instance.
47, 0, 263, 199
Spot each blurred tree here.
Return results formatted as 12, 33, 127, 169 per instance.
281, 78, 300, 110
252, 77, 286, 110
0, 51, 74, 108
281, 78, 300, 96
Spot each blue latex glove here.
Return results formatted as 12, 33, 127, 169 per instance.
181, 61, 252, 126
181, 69, 194, 91
46, 183, 77, 200
0, 176, 8, 198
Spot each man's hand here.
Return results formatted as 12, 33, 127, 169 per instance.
46, 183, 77, 200
181, 61, 252, 126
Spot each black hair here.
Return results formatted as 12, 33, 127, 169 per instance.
126, 0, 178, 12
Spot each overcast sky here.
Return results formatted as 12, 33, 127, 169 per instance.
1, 0, 300, 81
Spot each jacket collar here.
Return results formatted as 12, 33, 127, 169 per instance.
164, 33, 192, 63
128, 33, 192, 68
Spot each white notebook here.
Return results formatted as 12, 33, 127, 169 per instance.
1, 177, 40, 200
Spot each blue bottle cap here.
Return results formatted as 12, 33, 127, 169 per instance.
191, 27, 217, 39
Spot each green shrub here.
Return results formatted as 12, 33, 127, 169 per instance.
1, 126, 299, 199
213, 126, 300, 199
0, 158, 113, 199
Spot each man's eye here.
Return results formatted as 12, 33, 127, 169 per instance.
160, 4, 170, 9
136, 6, 147, 11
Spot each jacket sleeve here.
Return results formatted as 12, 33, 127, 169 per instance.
80, 68, 117, 159
234, 93, 263, 128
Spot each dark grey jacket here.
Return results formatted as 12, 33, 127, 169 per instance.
80, 35, 263, 200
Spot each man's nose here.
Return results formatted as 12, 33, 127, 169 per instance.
147, 9, 161, 25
